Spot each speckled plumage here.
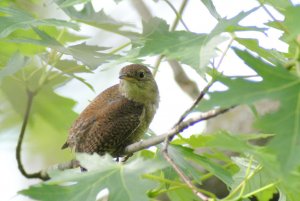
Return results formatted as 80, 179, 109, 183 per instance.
62, 64, 159, 157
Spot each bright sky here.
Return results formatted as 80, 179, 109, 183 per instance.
1, 0, 299, 200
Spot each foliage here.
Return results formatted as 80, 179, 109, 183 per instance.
1, 0, 300, 200
20, 154, 167, 201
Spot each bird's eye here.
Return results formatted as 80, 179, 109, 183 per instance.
138, 71, 145, 78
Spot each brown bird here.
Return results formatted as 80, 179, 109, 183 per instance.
62, 64, 159, 158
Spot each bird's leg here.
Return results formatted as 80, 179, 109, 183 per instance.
121, 153, 133, 162
73, 159, 87, 172
80, 166, 87, 172
112, 146, 133, 163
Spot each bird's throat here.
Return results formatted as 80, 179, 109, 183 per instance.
119, 80, 159, 107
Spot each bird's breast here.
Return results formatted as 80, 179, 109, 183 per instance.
127, 102, 157, 144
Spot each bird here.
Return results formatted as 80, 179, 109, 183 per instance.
61, 64, 159, 159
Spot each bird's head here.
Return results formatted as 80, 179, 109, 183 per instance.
119, 64, 159, 106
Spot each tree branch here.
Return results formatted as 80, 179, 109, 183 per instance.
158, 80, 229, 201
124, 107, 232, 155
53, 107, 232, 172
16, 90, 49, 181
130, 0, 153, 22
168, 59, 200, 99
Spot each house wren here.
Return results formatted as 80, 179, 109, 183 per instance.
62, 64, 159, 157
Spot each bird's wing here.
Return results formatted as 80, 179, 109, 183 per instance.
74, 95, 144, 155
62, 115, 97, 150
62, 85, 119, 150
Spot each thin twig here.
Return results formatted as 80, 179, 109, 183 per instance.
152, 55, 164, 77
16, 90, 49, 180
164, 0, 190, 31
131, 0, 153, 22
159, 80, 229, 201
258, 1, 289, 34
215, 35, 235, 70
175, 80, 215, 126
170, 0, 189, 31
108, 42, 131, 55
162, 141, 209, 201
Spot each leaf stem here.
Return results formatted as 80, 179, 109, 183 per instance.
200, 162, 235, 181
143, 174, 187, 186
16, 90, 49, 180
108, 42, 131, 55
223, 158, 262, 201
242, 181, 278, 199
214, 35, 235, 70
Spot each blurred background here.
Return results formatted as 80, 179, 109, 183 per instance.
0, 0, 295, 200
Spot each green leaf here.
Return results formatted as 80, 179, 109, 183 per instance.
198, 48, 299, 110
0, 64, 77, 160
197, 8, 263, 70
0, 29, 46, 63
33, 85, 77, 134
38, 26, 88, 44
16, 28, 120, 69
184, 132, 256, 153
59, 2, 138, 38
20, 154, 166, 201
262, 0, 292, 12
199, 35, 228, 70
1, 76, 27, 115
281, 5, 300, 41
167, 187, 202, 201
235, 38, 285, 64
0, 90, 22, 132
200, 0, 221, 20
197, 48, 300, 180
0, 7, 79, 38
137, 18, 207, 70
1, 69, 77, 129
195, 45, 300, 196
169, 144, 233, 186
66, 43, 119, 69
134, 9, 263, 72
58, 0, 92, 8
71, 75, 95, 92
12, 27, 67, 49
44, 54, 96, 90
208, 7, 263, 40
229, 157, 277, 200
0, 52, 28, 80
167, 145, 204, 183
53, 60, 92, 74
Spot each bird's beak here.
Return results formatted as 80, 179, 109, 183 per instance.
119, 74, 135, 81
